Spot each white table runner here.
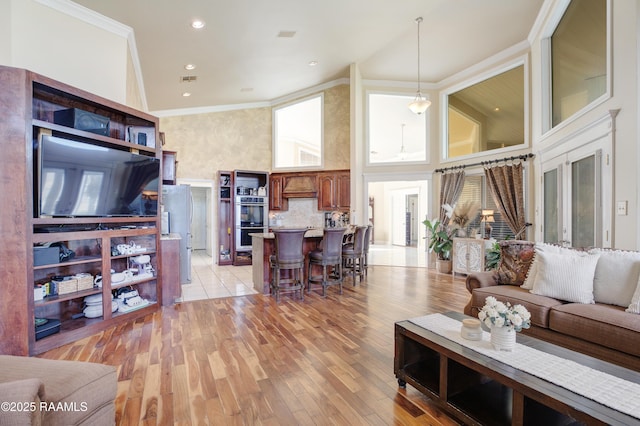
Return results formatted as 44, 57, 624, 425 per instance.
408, 313, 640, 419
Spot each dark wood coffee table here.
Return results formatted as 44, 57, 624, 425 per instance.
394, 311, 640, 426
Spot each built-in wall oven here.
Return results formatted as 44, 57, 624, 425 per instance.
235, 196, 268, 251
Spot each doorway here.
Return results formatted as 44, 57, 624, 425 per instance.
191, 187, 208, 250
391, 188, 420, 247
366, 179, 430, 249
177, 179, 214, 257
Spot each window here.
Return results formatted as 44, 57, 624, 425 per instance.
444, 63, 526, 160
456, 175, 518, 240
367, 93, 427, 164
547, 0, 608, 129
273, 94, 323, 169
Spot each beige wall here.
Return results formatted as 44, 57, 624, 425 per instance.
160, 108, 272, 180
159, 84, 351, 180
321, 84, 351, 170
3, 0, 129, 106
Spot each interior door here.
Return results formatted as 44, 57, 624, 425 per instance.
407, 194, 419, 247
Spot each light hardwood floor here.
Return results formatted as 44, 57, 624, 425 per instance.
39, 265, 468, 425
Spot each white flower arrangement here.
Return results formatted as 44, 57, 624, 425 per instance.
477, 296, 531, 332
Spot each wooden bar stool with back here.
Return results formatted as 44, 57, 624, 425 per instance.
307, 227, 347, 297
342, 225, 367, 285
270, 228, 307, 302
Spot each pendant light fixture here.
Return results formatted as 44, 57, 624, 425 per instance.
408, 17, 431, 115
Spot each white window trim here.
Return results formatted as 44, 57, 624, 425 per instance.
272, 92, 324, 171
540, 0, 612, 137
440, 56, 530, 164
364, 90, 430, 167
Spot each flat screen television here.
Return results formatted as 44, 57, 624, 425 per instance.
37, 134, 160, 217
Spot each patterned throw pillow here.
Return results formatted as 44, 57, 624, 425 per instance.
495, 240, 535, 285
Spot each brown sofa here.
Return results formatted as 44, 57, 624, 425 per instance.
464, 241, 640, 372
0, 355, 117, 425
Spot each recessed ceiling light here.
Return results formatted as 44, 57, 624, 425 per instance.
182, 92, 192, 97
494, 107, 500, 112
308, 61, 318, 67
277, 30, 296, 38
184, 64, 196, 70
191, 20, 205, 29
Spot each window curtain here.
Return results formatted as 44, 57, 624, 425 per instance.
439, 170, 465, 226
484, 162, 526, 237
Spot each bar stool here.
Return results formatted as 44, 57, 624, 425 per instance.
270, 228, 306, 302
342, 226, 367, 285
307, 227, 347, 297
362, 225, 373, 276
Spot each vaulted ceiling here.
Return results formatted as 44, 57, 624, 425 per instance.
71, 0, 544, 113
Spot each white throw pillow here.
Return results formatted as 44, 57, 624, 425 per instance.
590, 249, 640, 307
530, 250, 599, 304
626, 281, 640, 314
521, 243, 587, 290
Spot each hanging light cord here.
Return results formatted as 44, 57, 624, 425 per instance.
415, 17, 423, 96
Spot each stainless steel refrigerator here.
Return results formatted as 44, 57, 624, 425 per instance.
162, 184, 192, 283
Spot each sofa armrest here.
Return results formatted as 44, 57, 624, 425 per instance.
465, 271, 498, 294
464, 271, 498, 316
0, 378, 44, 426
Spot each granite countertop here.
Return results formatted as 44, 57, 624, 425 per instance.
250, 228, 324, 239
250, 226, 355, 240
161, 232, 182, 240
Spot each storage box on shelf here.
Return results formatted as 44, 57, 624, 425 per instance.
0, 65, 162, 356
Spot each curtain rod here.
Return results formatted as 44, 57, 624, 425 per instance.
434, 153, 534, 173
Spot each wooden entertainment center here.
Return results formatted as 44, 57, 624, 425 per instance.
0, 65, 162, 356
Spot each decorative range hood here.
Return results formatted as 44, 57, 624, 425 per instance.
281, 175, 317, 198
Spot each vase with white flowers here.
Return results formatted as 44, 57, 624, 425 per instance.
477, 296, 531, 351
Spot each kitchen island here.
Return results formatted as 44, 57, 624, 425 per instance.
250, 229, 324, 294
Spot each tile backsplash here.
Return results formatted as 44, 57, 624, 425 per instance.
269, 199, 324, 228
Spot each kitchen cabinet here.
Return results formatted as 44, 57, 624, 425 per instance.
160, 234, 181, 305
162, 150, 177, 185
452, 238, 486, 275
318, 170, 350, 211
269, 174, 287, 211
233, 170, 269, 265
217, 171, 234, 265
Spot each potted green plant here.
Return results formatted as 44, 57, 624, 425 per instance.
485, 240, 501, 270
423, 218, 455, 274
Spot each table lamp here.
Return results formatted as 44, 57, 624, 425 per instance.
481, 209, 495, 239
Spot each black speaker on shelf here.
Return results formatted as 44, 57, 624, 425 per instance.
54, 108, 110, 136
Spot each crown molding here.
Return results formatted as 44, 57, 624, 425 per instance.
35, 0, 130, 37
270, 78, 350, 106
437, 40, 530, 89
35, 0, 148, 111
152, 101, 272, 118
153, 78, 351, 117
